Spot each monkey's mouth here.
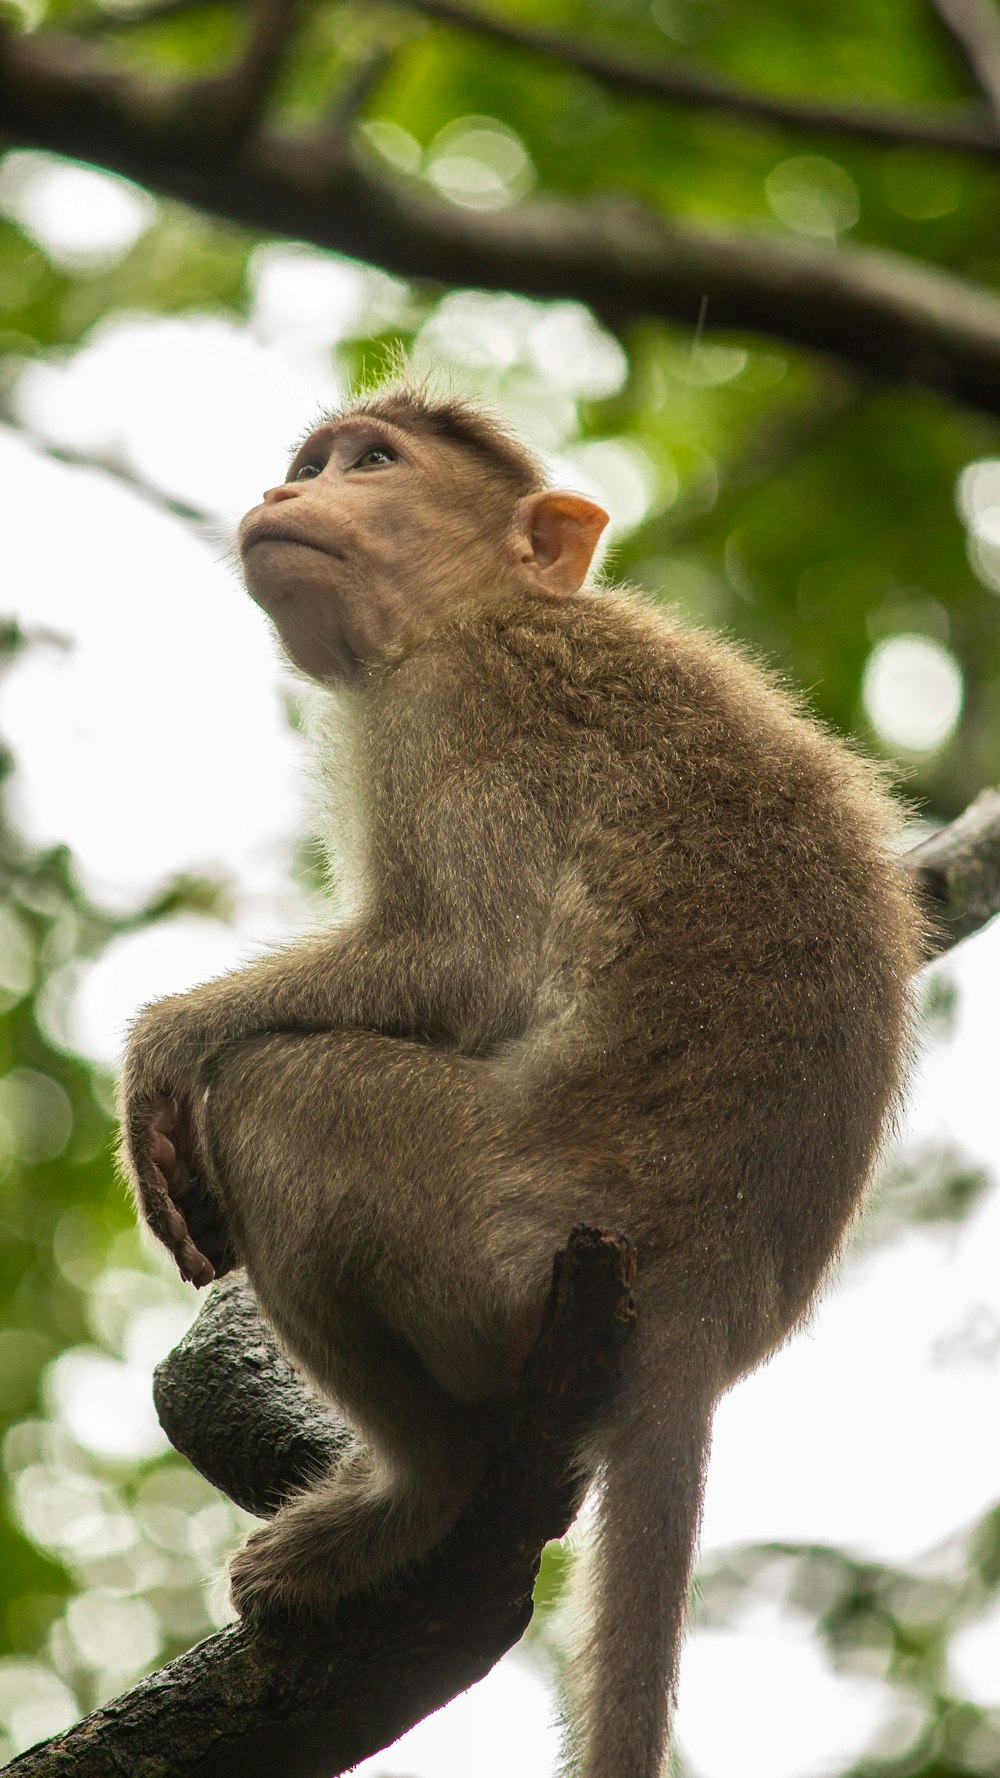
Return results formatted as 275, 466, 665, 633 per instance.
240, 517, 344, 561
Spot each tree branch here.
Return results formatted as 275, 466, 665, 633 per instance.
74, 0, 222, 30
151, 1272, 351, 1514
929, 0, 1000, 125
2, 1227, 635, 1778
0, 416, 218, 527
405, 0, 1000, 158
176, 0, 305, 145
320, 40, 398, 150
74, 0, 1000, 159
6, 32, 1000, 418
904, 785, 1000, 949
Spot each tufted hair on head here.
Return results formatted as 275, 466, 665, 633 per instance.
336, 384, 547, 499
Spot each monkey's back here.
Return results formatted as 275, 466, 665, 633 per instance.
428, 589, 924, 1376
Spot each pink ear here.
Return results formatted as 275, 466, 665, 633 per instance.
521, 491, 610, 597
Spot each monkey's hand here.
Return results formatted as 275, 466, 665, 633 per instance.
120, 997, 242, 1285
133, 1094, 237, 1288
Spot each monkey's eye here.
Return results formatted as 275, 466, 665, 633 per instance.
291, 462, 323, 482
352, 444, 397, 469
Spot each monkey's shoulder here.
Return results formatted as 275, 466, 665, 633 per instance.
389, 587, 905, 850
429, 586, 843, 763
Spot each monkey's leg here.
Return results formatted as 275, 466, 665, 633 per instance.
201, 1029, 564, 1622
201, 1029, 563, 1398
228, 1380, 489, 1625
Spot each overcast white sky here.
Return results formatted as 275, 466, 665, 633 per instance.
0, 156, 998, 1776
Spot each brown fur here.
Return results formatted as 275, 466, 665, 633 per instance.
119, 392, 924, 1778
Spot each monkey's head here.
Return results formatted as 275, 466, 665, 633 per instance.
237, 390, 609, 681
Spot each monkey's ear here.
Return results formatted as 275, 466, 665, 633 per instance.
514, 491, 610, 598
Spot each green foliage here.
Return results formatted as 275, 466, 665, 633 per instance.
695, 1526, 1000, 1778
0, 717, 249, 1746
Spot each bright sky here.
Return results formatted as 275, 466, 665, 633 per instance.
1, 155, 998, 1776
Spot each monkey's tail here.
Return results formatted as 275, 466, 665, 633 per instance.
564, 1366, 714, 1778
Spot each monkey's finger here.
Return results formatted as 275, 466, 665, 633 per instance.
148, 1158, 178, 1216
148, 1130, 176, 1171
152, 1163, 196, 1249
149, 1129, 196, 1203
176, 1235, 215, 1288
163, 1199, 191, 1246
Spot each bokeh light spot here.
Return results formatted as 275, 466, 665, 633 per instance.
46, 1349, 167, 1461
249, 243, 407, 344
0, 152, 155, 270
862, 633, 963, 754
955, 457, 1000, 592
360, 119, 423, 176
0, 1661, 77, 1756
0, 1068, 72, 1165
950, 1596, 1000, 1705
554, 438, 662, 534
426, 118, 535, 210
65, 1591, 161, 1680
527, 304, 628, 399
766, 156, 860, 240
14, 1463, 136, 1559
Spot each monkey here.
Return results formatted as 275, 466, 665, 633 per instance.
118, 385, 924, 1778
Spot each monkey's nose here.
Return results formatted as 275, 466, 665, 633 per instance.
263, 484, 301, 504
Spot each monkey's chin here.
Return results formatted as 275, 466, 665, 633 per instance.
274, 617, 357, 683
241, 574, 353, 682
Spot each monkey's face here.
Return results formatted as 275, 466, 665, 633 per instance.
238, 412, 609, 682
238, 416, 505, 681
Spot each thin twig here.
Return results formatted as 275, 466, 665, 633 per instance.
929, 0, 1000, 125
320, 40, 399, 149
403, 0, 1000, 158
0, 417, 218, 527
182, 0, 305, 144
904, 786, 1000, 950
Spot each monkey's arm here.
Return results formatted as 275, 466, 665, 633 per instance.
121, 921, 543, 1279
120, 743, 559, 1273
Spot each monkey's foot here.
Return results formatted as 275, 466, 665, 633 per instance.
229, 1519, 345, 1627
230, 1463, 464, 1628
171, 1173, 238, 1279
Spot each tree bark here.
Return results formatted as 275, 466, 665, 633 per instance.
904, 786, 1000, 949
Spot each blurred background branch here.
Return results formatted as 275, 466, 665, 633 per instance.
407, 0, 1000, 155
9, 15, 1000, 415
906, 786, 1000, 948
929, 0, 1000, 126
